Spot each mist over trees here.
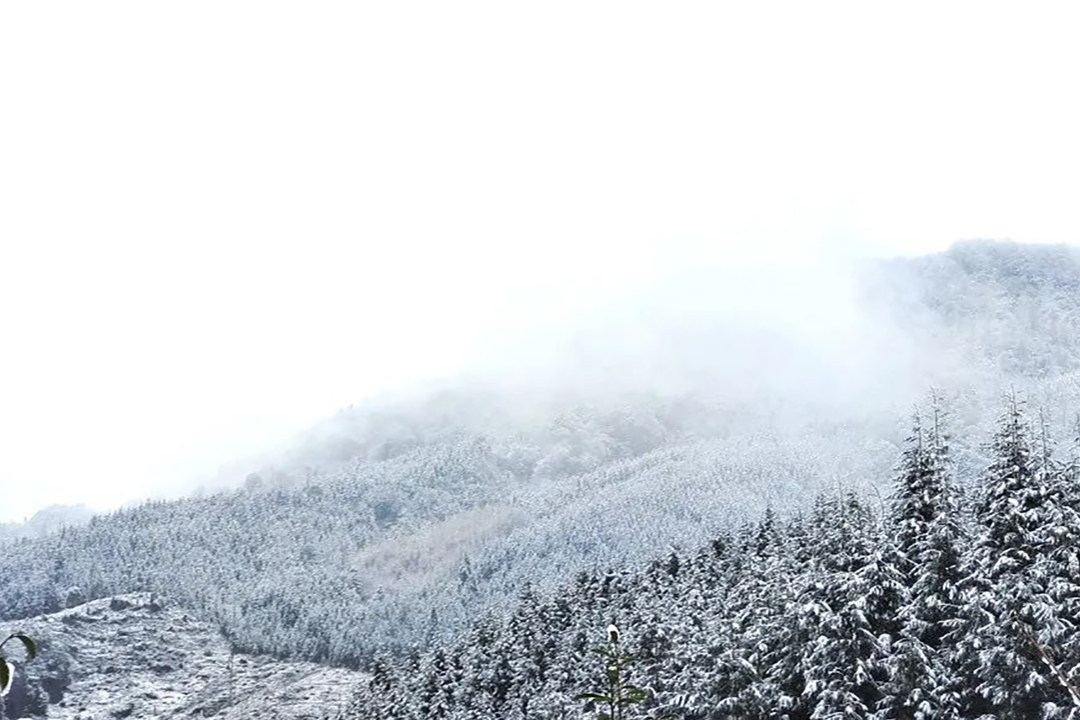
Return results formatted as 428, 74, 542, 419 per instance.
0, 507, 93, 544
3, 241, 1080, 716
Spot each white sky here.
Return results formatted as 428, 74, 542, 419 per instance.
3, 1, 1080, 521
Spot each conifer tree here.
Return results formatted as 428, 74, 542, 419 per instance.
1027, 411, 1080, 716
882, 402, 966, 719
963, 396, 1064, 717
577, 625, 648, 720
800, 495, 900, 719
725, 530, 809, 719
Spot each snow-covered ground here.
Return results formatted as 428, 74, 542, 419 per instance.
2, 593, 362, 720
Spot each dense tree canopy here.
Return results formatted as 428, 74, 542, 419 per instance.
340, 401, 1080, 719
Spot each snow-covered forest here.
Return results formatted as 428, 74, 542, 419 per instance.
0, 409, 902, 665
8, 1, 1080, 715
343, 398, 1080, 719
4, 241, 1080, 718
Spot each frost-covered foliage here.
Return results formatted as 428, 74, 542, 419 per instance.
0, 424, 895, 667
341, 401, 1080, 719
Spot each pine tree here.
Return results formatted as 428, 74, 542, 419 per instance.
800, 495, 900, 719
964, 397, 1064, 717
720, 519, 811, 718
1027, 411, 1080, 716
881, 402, 966, 719
891, 405, 954, 578
717, 513, 795, 719
576, 625, 648, 720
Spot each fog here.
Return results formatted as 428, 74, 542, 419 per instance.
0, 241, 923, 522
4, 2, 1080, 521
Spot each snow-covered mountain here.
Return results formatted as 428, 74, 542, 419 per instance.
3, 240, 1080, 718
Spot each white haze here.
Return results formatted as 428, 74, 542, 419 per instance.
3, 1, 1080, 521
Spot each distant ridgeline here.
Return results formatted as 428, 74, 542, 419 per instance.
342, 398, 1080, 719
868, 239, 1080, 378
0, 506, 93, 543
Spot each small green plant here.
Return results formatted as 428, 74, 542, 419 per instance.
576, 624, 648, 720
0, 633, 37, 696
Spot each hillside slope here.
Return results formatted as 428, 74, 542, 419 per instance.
2, 240, 1079, 669
1, 593, 360, 720
0, 431, 898, 666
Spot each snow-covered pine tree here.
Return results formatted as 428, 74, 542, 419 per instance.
963, 396, 1067, 717
880, 402, 966, 719
800, 494, 901, 719
891, 405, 951, 579
716, 510, 806, 719
1026, 411, 1080, 716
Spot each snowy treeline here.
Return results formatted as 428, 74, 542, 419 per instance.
0, 422, 896, 666
343, 398, 1080, 719
3, 239, 1080, 703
